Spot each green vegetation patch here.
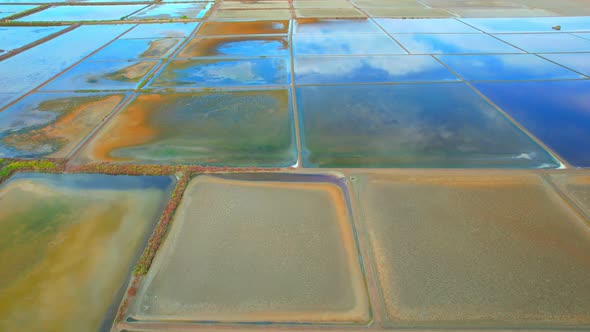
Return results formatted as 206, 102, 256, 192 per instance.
0, 160, 57, 179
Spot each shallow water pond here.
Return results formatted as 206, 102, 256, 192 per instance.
75, 90, 297, 166
197, 20, 290, 36
375, 18, 479, 33
42, 60, 159, 91
0, 172, 175, 332
295, 55, 457, 84
294, 18, 381, 34
88, 38, 181, 61
150, 58, 290, 87
293, 33, 406, 55
127, 3, 212, 20
475, 80, 590, 167
494, 33, 590, 53
297, 83, 559, 168
540, 53, 590, 76
0, 92, 127, 158
178, 35, 289, 58
459, 16, 590, 33
16, 5, 147, 22
394, 33, 522, 54
0, 26, 67, 54
436, 54, 582, 81
0, 25, 130, 94
122, 22, 198, 39
0, 5, 37, 19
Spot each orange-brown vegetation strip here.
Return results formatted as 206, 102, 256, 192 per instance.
133, 171, 190, 276
1, 159, 280, 185
66, 162, 280, 176
67, 162, 179, 176
131, 164, 280, 274
67, 163, 281, 276
113, 172, 191, 324
115, 276, 142, 323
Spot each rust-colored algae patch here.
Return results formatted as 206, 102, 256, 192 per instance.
115, 273, 143, 323
197, 20, 290, 35
66, 163, 281, 176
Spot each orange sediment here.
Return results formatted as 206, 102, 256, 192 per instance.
198, 20, 290, 35
2, 95, 123, 158
90, 95, 160, 162
0, 179, 164, 331
178, 36, 288, 57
